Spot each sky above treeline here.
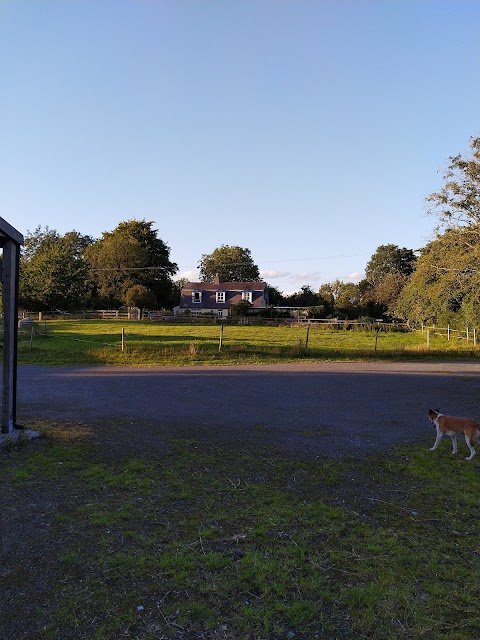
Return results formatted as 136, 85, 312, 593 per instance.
1, 0, 479, 294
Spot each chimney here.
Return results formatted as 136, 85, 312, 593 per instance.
214, 273, 220, 284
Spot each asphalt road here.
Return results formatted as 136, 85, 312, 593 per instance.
16, 361, 480, 459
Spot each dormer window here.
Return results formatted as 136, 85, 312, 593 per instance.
242, 291, 253, 303
192, 291, 202, 303
216, 291, 226, 303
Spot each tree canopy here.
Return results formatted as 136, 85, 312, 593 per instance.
394, 226, 480, 327
85, 220, 177, 307
426, 136, 480, 228
19, 227, 93, 311
364, 244, 417, 285
360, 244, 417, 318
198, 245, 260, 282
394, 138, 480, 326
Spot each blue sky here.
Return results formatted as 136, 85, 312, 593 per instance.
1, 0, 479, 294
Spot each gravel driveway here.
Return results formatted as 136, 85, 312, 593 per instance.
16, 361, 480, 459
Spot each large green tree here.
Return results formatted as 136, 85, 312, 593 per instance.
394, 227, 480, 327
364, 244, 417, 285
198, 245, 260, 282
395, 137, 480, 326
19, 227, 93, 311
318, 280, 362, 319
85, 219, 177, 307
360, 244, 417, 317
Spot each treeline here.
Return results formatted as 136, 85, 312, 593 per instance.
19, 220, 178, 312
286, 136, 480, 328
17, 136, 480, 328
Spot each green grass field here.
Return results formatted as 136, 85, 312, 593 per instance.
2, 422, 479, 639
17, 319, 480, 366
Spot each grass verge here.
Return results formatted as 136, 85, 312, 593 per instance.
17, 320, 480, 366
1, 421, 479, 639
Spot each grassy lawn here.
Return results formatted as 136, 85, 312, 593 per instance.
1, 422, 479, 639
17, 320, 480, 366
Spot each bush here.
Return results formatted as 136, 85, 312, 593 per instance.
125, 285, 156, 309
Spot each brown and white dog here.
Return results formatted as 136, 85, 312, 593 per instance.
428, 409, 480, 461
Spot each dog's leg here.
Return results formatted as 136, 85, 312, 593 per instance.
451, 435, 457, 454
430, 430, 443, 451
464, 435, 476, 461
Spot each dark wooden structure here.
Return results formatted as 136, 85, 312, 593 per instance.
0, 218, 23, 433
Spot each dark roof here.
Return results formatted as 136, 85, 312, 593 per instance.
182, 281, 266, 292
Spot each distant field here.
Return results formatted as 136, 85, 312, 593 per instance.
17, 320, 480, 366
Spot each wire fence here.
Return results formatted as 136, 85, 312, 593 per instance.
10, 306, 480, 362
417, 324, 479, 346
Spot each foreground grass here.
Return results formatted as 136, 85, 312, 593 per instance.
17, 320, 480, 366
1, 423, 479, 639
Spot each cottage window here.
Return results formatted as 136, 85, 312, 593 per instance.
242, 291, 253, 303
192, 291, 202, 303
216, 291, 226, 303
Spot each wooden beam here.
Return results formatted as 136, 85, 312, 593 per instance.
2, 239, 20, 433
0, 216, 24, 246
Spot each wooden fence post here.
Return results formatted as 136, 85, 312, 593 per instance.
219, 322, 224, 351
1, 238, 21, 433
466, 326, 469, 343
426, 329, 430, 348
447, 325, 450, 341
474, 328, 477, 347
305, 325, 310, 349
121, 328, 125, 352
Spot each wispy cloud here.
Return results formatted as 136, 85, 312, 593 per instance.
259, 270, 290, 279
177, 270, 199, 282
345, 271, 364, 282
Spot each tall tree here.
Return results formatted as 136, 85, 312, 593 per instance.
426, 136, 480, 228
364, 244, 417, 286
86, 219, 177, 307
318, 280, 361, 318
361, 244, 417, 317
283, 285, 320, 307
198, 245, 260, 282
19, 227, 93, 311
395, 137, 480, 326
394, 226, 480, 327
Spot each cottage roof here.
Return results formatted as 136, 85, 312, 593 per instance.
182, 281, 266, 292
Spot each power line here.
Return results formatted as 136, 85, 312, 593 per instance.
88, 253, 369, 273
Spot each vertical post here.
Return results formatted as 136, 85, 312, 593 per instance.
2, 239, 20, 433
305, 324, 310, 349
421, 321, 424, 335
474, 328, 477, 347
426, 329, 430, 348
447, 325, 450, 341
219, 322, 224, 351
374, 326, 380, 353
466, 326, 469, 343
121, 327, 125, 352
29, 326, 34, 352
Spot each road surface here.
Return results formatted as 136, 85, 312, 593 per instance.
15, 361, 480, 459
